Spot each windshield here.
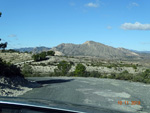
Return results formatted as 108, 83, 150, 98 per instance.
0, 0, 150, 113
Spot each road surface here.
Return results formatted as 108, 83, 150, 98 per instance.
20, 77, 150, 113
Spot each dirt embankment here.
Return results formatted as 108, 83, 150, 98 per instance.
0, 76, 41, 97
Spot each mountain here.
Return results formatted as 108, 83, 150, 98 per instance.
15, 46, 51, 53
51, 41, 141, 60
131, 50, 150, 54
130, 50, 150, 60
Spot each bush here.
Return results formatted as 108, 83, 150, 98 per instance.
143, 79, 150, 84
115, 74, 125, 80
47, 51, 55, 56
142, 69, 150, 79
108, 73, 116, 79
124, 74, 133, 80
55, 61, 72, 76
132, 65, 137, 69
89, 71, 101, 78
133, 75, 144, 82
32, 54, 40, 61
74, 63, 86, 77
21, 64, 33, 77
32, 52, 47, 61
0, 58, 23, 77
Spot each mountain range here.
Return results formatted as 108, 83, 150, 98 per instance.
15, 46, 51, 53
51, 41, 141, 60
15, 41, 150, 60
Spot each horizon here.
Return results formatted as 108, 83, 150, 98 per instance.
12, 40, 150, 52
0, 0, 150, 51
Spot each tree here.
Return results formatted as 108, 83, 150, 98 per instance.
74, 63, 86, 77
0, 13, 7, 50
0, 12, 23, 78
32, 52, 47, 61
40, 51, 47, 60
47, 51, 55, 56
32, 54, 40, 61
0, 39, 7, 50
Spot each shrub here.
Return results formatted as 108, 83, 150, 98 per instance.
124, 74, 133, 80
32, 52, 47, 61
0, 58, 23, 77
132, 65, 137, 69
108, 73, 116, 79
107, 65, 112, 69
142, 69, 150, 79
55, 61, 72, 76
143, 79, 150, 84
32, 54, 40, 61
89, 71, 101, 78
115, 74, 125, 80
122, 70, 129, 74
21, 64, 33, 77
40, 63, 47, 66
74, 63, 86, 77
47, 51, 55, 56
133, 75, 144, 82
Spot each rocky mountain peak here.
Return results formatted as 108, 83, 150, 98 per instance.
83, 41, 96, 45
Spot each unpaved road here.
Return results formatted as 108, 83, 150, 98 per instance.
20, 77, 150, 113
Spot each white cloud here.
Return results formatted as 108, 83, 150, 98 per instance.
121, 22, 150, 30
131, 2, 139, 7
107, 26, 112, 29
69, 2, 75, 6
127, 2, 139, 9
85, 2, 99, 8
8, 34, 17, 37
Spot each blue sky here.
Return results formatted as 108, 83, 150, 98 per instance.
0, 0, 150, 51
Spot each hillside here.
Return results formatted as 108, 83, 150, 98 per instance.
51, 41, 141, 60
15, 46, 51, 53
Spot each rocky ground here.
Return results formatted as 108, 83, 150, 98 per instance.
0, 52, 32, 64
0, 76, 41, 97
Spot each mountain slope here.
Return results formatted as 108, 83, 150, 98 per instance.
15, 46, 51, 53
51, 41, 140, 59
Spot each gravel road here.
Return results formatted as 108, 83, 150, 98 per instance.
20, 77, 150, 113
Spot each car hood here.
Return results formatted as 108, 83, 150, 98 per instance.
0, 96, 128, 113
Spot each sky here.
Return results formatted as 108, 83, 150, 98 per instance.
0, 0, 150, 51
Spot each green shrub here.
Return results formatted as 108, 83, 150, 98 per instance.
124, 74, 133, 80
32, 54, 40, 61
115, 74, 125, 80
142, 69, 150, 79
40, 63, 47, 66
0, 58, 23, 77
101, 75, 107, 78
21, 64, 33, 77
107, 65, 112, 69
132, 65, 137, 69
143, 79, 150, 84
108, 73, 116, 79
133, 75, 144, 82
47, 51, 55, 56
122, 70, 129, 74
32, 52, 47, 61
74, 63, 86, 77
55, 61, 72, 76
89, 71, 101, 78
